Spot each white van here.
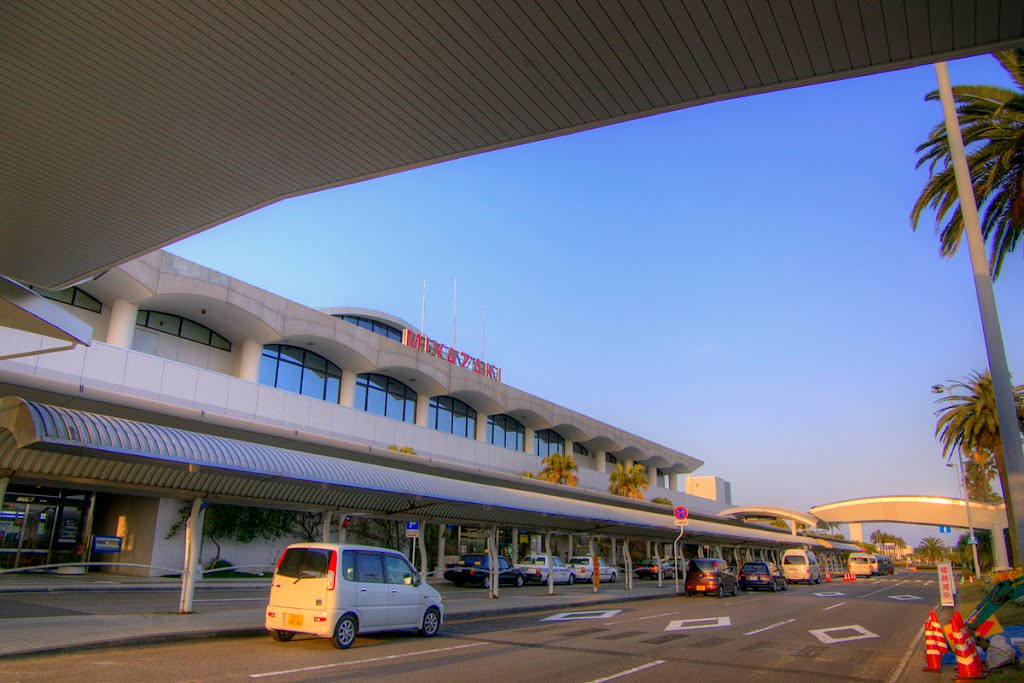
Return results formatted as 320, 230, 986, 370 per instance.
781, 549, 821, 584
848, 552, 877, 577
265, 543, 444, 649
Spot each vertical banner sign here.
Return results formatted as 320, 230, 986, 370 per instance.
405, 521, 419, 538
938, 561, 956, 607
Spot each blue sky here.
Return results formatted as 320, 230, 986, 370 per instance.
167, 55, 1022, 547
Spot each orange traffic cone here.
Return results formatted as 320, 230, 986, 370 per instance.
950, 611, 988, 680
922, 611, 948, 673
824, 571, 831, 583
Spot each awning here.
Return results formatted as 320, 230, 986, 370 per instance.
0, 396, 840, 548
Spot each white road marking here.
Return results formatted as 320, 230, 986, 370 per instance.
823, 602, 846, 611
665, 616, 731, 631
249, 642, 488, 678
583, 660, 666, 683
809, 625, 880, 644
743, 618, 795, 636
859, 580, 905, 598
813, 591, 845, 597
604, 611, 677, 625
543, 609, 622, 622
887, 595, 922, 601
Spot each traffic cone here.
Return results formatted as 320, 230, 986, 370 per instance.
922, 611, 948, 673
824, 571, 831, 583
950, 611, 989, 680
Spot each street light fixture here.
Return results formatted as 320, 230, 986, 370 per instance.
933, 384, 982, 579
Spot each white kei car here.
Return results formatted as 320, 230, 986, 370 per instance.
516, 555, 577, 584
567, 556, 618, 582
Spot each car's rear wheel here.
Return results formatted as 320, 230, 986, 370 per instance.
567, 572, 575, 585
771, 581, 778, 593
609, 572, 616, 583
515, 574, 524, 587
270, 630, 294, 642
331, 614, 357, 650
483, 576, 491, 589
419, 607, 441, 637
717, 585, 724, 599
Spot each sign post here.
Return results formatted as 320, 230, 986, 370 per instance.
673, 506, 688, 595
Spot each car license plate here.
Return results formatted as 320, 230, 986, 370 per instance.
286, 613, 304, 627
696, 585, 705, 591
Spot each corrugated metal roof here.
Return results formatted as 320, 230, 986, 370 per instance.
0, 396, 850, 548
4, 2, 1024, 288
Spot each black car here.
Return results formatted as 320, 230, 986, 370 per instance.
634, 558, 665, 580
443, 554, 525, 588
684, 558, 738, 597
738, 561, 788, 592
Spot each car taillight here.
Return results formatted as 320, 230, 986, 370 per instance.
327, 550, 337, 591
275, 550, 287, 570
739, 574, 750, 579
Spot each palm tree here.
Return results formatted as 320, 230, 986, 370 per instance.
917, 537, 948, 565
964, 457, 1002, 503
608, 463, 648, 500
911, 50, 1024, 279
538, 452, 578, 486
934, 371, 1024, 559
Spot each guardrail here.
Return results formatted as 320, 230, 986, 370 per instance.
0, 562, 274, 576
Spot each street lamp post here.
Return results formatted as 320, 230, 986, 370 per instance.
934, 384, 982, 579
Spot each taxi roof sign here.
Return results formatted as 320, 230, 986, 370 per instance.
673, 506, 689, 520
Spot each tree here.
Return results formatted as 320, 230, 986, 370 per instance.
917, 537, 948, 565
964, 457, 1002, 504
166, 502, 300, 566
608, 463, 648, 500
538, 452, 578, 486
934, 371, 1024, 559
911, 50, 1024, 279
956, 529, 993, 572
650, 497, 673, 506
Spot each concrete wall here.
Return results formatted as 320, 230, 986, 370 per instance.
92, 493, 160, 576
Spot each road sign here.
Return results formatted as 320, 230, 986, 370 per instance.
938, 562, 956, 607
673, 506, 689, 520
939, 525, 952, 533
968, 535, 978, 545
405, 521, 419, 538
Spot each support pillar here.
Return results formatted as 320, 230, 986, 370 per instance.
415, 394, 430, 427
178, 497, 204, 614
647, 466, 658, 490
437, 524, 446, 573
476, 415, 489, 442
622, 538, 633, 590
848, 522, 863, 543
418, 520, 428, 584
237, 338, 263, 382
322, 510, 332, 542
488, 527, 499, 599
340, 372, 357, 408
788, 520, 797, 537
0, 476, 7, 506
595, 451, 606, 474
511, 528, 519, 564
655, 541, 663, 587
589, 537, 598, 593
545, 533, 555, 595
524, 427, 535, 455
106, 298, 138, 348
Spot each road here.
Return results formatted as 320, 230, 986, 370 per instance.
3, 573, 937, 682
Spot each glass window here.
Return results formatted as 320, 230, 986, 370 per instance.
27, 285, 102, 313
258, 344, 342, 403
276, 548, 330, 579
533, 429, 564, 458
342, 550, 357, 582
487, 414, 525, 452
429, 396, 477, 439
384, 555, 416, 585
573, 443, 589, 457
136, 310, 232, 352
355, 373, 416, 423
337, 315, 403, 342
355, 552, 384, 583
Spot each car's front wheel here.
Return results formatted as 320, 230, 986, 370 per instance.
331, 614, 357, 650
419, 607, 440, 637
515, 574, 524, 587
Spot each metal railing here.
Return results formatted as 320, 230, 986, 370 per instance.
0, 561, 274, 576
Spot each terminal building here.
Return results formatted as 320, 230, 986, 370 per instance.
0, 250, 756, 573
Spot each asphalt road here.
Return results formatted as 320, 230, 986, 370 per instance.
3, 574, 937, 682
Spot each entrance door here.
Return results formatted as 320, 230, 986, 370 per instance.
0, 502, 57, 569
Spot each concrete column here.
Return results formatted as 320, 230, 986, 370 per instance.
322, 510, 332, 542
567, 534, 575, 559
546, 533, 555, 595
339, 372, 357, 408
589, 537, 598, 592
488, 527, 499, 599
178, 497, 204, 614
415, 393, 430, 427
418, 519, 428, 584
788, 520, 797, 537
339, 514, 350, 543
992, 526, 1010, 569
595, 450, 606, 474
237, 338, 263, 382
511, 528, 519, 564
0, 477, 7, 505
524, 427, 535, 455
476, 415, 489, 442
647, 466, 658, 490
564, 439, 574, 459
625, 458, 635, 470
848, 522, 863, 543
670, 473, 682, 492
106, 298, 138, 348
437, 524, 446, 573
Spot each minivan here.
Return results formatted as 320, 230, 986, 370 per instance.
848, 552, 877, 577
265, 543, 444, 649
781, 549, 822, 584
874, 554, 895, 575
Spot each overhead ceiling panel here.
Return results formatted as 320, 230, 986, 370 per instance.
3, 1, 1024, 288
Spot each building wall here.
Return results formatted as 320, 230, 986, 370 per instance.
92, 493, 160, 576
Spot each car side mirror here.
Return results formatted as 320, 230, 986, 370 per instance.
411, 572, 422, 586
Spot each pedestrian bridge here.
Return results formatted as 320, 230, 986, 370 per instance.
810, 496, 1009, 567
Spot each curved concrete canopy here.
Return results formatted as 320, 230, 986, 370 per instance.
6, 3, 1024, 289
720, 506, 822, 529
811, 496, 1007, 529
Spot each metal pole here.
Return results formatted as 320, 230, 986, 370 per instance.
674, 526, 684, 594
956, 451, 983, 579
545, 532, 554, 595
935, 61, 1024, 565
179, 497, 203, 614
418, 519, 428, 585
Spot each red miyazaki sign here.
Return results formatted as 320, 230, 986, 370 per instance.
402, 330, 502, 382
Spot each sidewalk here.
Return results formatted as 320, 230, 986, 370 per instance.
0, 573, 675, 658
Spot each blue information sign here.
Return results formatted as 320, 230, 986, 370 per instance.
92, 535, 122, 553
405, 521, 419, 538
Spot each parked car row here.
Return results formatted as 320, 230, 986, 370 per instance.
442, 554, 526, 588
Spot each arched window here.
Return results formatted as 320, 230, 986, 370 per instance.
137, 310, 231, 351
533, 429, 564, 458
259, 344, 342, 403
429, 396, 477, 439
487, 414, 524, 452
355, 373, 416, 423
28, 284, 102, 313
573, 443, 589, 457
336, 315, 403, 342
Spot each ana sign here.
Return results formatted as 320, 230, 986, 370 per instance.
402, 330, 501, 382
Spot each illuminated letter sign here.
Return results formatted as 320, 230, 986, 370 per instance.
402, 330, 502, 383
